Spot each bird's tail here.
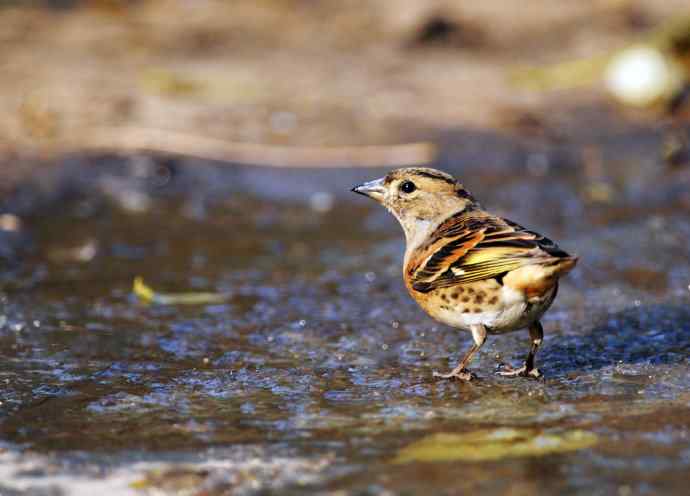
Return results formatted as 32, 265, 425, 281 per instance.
550, 255, 578, 277
504, 255, 578, 299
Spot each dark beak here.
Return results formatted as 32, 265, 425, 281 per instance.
351, 177, 386, 201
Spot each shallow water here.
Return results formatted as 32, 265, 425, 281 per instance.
1, 133, 690, 494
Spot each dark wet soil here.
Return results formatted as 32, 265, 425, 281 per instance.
1, 123, 690, 494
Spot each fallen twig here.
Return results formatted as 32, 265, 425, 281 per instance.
133, 277, 229, 305
70, 127, 437, 168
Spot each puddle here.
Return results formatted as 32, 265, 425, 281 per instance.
1, 134, 690, 494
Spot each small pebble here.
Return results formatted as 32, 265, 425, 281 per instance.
0, 214, 21, 231
309, 192, 334, 213
618, 485, 632, 496
526, 153, 550, 176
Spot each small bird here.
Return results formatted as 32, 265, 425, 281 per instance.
352, 167, 577, 380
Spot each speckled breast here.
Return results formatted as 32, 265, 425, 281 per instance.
409, 278, 558, 334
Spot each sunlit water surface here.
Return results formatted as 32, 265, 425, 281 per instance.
1, 152, 689, 495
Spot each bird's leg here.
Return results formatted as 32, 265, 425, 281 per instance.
434, 324, 487, 381
498, 321, 543, 378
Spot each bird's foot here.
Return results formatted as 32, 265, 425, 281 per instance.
496, 363, 541, 379
433, 368, 475, 381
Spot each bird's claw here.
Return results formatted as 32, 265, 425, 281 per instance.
433, 368, 475, 381
496, 363, 541, 379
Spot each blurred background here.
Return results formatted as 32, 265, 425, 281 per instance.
2, 0, 690, 170
2, 1, 690, 495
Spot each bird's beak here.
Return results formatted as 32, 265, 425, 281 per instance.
351, 177, 386, 202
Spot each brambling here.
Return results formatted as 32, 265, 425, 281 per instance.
352, 167, 577, 380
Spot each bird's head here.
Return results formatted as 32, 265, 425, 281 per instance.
352, 167, 476, 243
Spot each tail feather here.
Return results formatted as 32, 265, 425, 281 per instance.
551, 255, 578, 276
504, 255, 577, 299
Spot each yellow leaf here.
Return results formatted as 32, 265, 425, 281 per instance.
394, 428, 597, 464
132, 277, 229, 305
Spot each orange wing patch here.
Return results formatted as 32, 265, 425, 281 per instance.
408, 212, 576, 293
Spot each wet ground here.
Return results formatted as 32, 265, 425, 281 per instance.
1, 123, 690, 495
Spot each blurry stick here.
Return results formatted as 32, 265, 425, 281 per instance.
133, 277, 229, 305
510, 54, 612, 91
75, 127, 437, 168
510, 15, 690, 91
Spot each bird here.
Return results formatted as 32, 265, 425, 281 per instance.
352, 167, 577, 380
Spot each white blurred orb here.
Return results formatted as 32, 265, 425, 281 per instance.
604, 46, 680, 107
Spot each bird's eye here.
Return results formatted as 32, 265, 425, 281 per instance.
400, 181, 416, 194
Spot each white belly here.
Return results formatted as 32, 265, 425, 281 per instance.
429, 284, 557, 334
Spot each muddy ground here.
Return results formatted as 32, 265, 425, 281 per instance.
1, 1, 690, 495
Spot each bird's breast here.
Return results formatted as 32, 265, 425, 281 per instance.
409, 279, 558, 334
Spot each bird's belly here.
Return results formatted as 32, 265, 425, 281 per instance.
418, 282, 557, 334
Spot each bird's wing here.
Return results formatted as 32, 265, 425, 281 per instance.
408, 212, 572, 293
